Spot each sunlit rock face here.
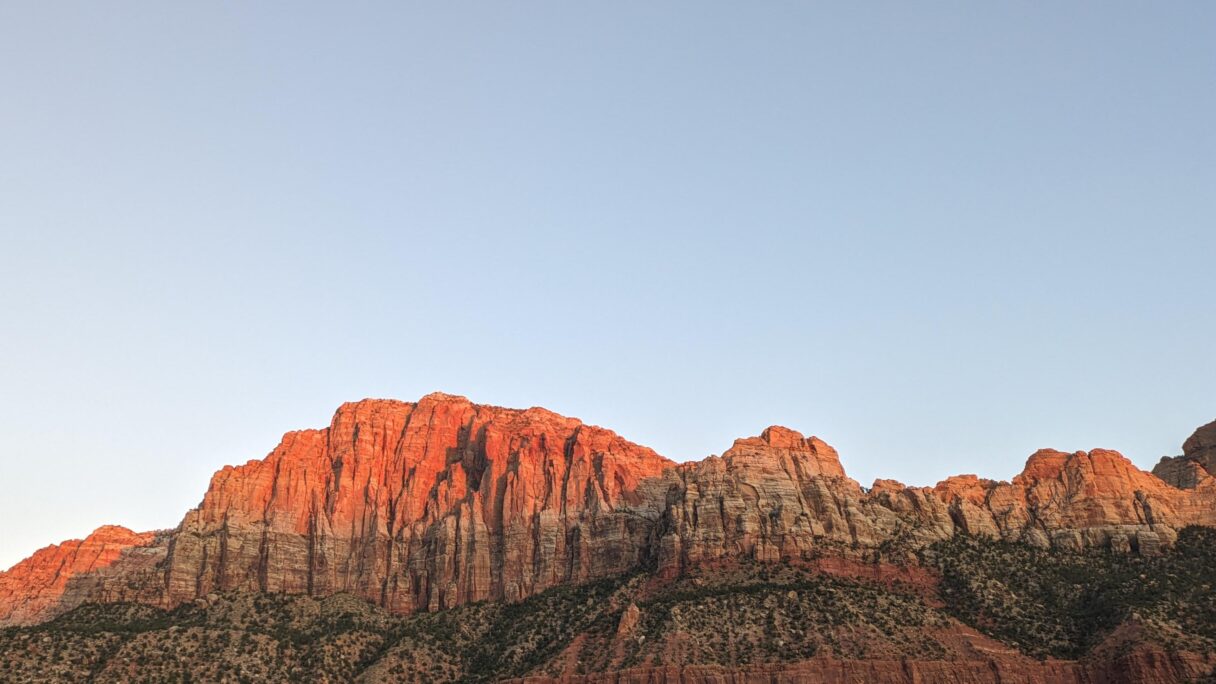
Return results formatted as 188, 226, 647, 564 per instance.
165, 394, 676, 615
2, 395, 1214, 626
0, 526, 166, 625
654, 426, 956, 577
934, 447, 1216, 554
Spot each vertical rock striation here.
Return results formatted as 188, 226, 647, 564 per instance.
934, 447, 1216, 554
164, 393, 674, 614
2, 396, 1215, 628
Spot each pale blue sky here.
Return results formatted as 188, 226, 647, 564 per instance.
1, 3, 1214, 569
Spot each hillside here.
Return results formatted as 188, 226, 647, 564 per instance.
2, 529, 1214, 682
2, 394, 1215, 681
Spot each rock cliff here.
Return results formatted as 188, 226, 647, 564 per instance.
0, 526, 164, 625
2, 394, 1214, 628
165, 393, 675, 616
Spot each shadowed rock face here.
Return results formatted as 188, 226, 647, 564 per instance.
1182, 419, 1216, 473
1155, 419, 1216, 488
2, 395, 1215, 627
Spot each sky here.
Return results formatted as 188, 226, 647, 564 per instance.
1, 2, 1214, 570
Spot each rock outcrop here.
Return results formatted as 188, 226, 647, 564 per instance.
1154, 419, 1216, 489
0, 526, 163, 625
933, 447, 1216, 554
654, 427, 957, 578
2, 395, 1214, 628
164, 394, 675, 616
1182, 419, 1216, 474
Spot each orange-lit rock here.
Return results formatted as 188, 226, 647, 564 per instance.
655, 425, 956, 577
164, 393, 675, 615
930, 447, 1216, 553
2, 395, 1216, 628
0, 526, 162, 625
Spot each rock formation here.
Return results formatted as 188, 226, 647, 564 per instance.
2, 393, 1214, 628
0, 526, 164, 625
1154, 418, 1216, 488
163, 394, 674, 616
935, 447, 1216, 554
1182, 419, 1216, 472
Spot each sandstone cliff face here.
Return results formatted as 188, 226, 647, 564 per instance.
654, 426, 958, 577
2, 395, 1214, 628
0, 526, 163, 625
933, 448, 1216, 554
655, 432, 1216, 576
164, 393, 675, 616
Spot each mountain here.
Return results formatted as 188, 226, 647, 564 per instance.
2, 393, 1214, 683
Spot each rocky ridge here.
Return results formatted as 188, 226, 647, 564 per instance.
2, 393, 1215, 629
5, 529, 1216, 684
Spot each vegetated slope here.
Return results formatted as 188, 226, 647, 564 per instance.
924, 525, 1216, 660
4, 397, 1216, 683
2, 529, 1214, 683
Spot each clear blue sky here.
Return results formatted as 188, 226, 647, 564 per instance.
1, 2, 1213, 570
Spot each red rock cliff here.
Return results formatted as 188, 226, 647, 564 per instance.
934, 447, 1216, 553
0, 526, 161, 625
2, 395, 1214, 628
164, 393, 675, 615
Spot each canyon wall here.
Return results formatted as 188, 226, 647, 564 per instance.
2, 393, 1214, 627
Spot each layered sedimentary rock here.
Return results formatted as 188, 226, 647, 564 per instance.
2, 394, 1215, 628
0, 526, 163, 625
932, 447, 1216, 554
655, 429, 1216, 576
654, 427, 958, 577
165, 394, 675, 615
